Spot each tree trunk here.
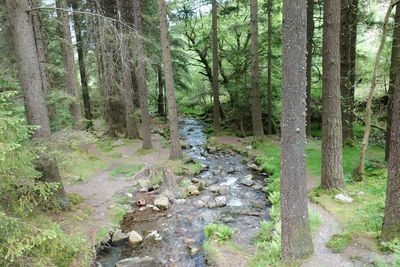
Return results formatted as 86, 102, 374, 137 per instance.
250, 0, 264, 136
355, 1, 393, 180
133, 0, 153, 149
381, 52, 400, 241
71, 0, 94, 130
341, 0, 358, 142
321, 0, 344, 189
157, 64, 165, 117
116, 0, 140, 140
212, 0, 221, 134
6, 0, 69, 208
306, 0, 314, 137
94, 1, 121, 137
157, 0, 183, 160
385, 3, 400, 161
281, 0, 314, 261
56, 0, 84, 130
30, 0, 51, 94
267, 0, 273, 135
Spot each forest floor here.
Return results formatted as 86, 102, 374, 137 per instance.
53, 118, 393, 266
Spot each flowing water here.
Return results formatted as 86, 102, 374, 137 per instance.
96, 118, 270, 267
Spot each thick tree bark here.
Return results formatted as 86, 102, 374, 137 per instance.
157, 0, 183, 160
133, 0, 153, 149
6, 0, 69, 208
116, 0, 140, 140
157, 64, 165, 117
386, 3, 400, 161
281, 0, 314, 261
267, 0, 273, 135
56, 0, 84, 130
381, 56, 400, 242
306, 0, 314, 137
250, 0, 264, 136
212, 0, 221, 134
341, 0, 358, 142
321, 0, 344, 189
30, 0, 50, 94
71, 0, 93, 130
355, 1, 393, 180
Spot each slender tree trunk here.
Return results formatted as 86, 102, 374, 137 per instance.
250, 0, 264, 136
281, 0, 314, 261
321, 0, 344, 189
30, 0, 50, 94
212, 0, 221, 134
157, 64, 165, 117
56, 0, 84, 130
381, 53, 400, 241
348, 0, 358, 140
6, 0, 69, 208
116, 0, 140, 139
386, 3, 400, 161
341, 0, 358, 142
94, 1, 120, 137
267, 0, 273, 135
355, 1, 393, 180
306, 0, 314, 137
133, 0, 153, 149
71, 0, 93, 130
157, 0, 183, 160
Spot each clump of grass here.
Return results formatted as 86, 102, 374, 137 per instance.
67, 193, 84, 206
110, 163, 144, 177
204, 224, 235, 242
327, 233, 352, 253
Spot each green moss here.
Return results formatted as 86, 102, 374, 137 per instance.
67, 193, 84, 206
327, 233, 352, 252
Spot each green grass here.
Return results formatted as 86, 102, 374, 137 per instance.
61, 151, 109, 183
327, 233, 352, 252
110, 163, 144, 177
204, 223, 235, 242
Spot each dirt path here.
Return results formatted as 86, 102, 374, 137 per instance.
61, 134, 169, 243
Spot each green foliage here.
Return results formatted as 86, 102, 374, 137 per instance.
327, 234, 352, 253
110, 163, 144, 177
309, 209, 322, 234
204, 224, 235, 242
0, 212, 91, 267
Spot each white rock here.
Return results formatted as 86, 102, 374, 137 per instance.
154, 195, 169, 210
335, 194, 353, 203
175, 199, 186, 205
128, 230, 143, 245
195, 200, 205, 208
112, 229, 128, 243
215, 196, 227, 207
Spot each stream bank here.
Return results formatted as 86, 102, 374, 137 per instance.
96, 118, 270, 267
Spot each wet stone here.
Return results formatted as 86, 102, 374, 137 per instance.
154, 195, 169, 210
188, 246, 200, 256
115, 256, 156, 267
215, 196, 227, 207
127, 230, 143, 245
240, 179, 254, 187
184, 237, 196, 245
112, 229, 128, 243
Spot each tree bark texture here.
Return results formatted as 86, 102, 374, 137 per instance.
381, 54, 400, 241
281, 0, 314, 261
157, 64, 165, 117
6, 0, 69, 208
133, 0, 153, 149
386, 3, 400, 161
321, 0, 344, 189
212, 0, 221, 134
250, 0, 264, 136
56, 0, 84, 130
157, 0, 183, 160
306, 0, 314, 137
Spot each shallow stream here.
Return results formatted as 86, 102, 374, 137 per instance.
96, 118, 270, 267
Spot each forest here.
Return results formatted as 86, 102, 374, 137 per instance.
1, 0, 400, 266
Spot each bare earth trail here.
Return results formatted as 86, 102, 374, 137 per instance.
61, 134, 169, 243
